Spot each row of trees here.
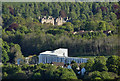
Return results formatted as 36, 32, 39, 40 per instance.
2, 31, 119, 63
2, 2, 120, 31
2, 63, 77, 79
2, 55, 120, 80
84, 55, 120, 80
2, 40, 24, 64
2, 2, 120, 20
2, 12, 119, 31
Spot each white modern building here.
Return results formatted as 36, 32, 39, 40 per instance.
38, 48, 88, 64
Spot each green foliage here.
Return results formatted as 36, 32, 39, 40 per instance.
18, 26, 29, 34
69, 12, 77, 20
2, 41, 10, 63
2, 2, 119, 57
85, 20, 98, 31
9, 44, 24, 63
63, 22, 74, 32
71, 63, 78, 74
84, 71, 118, 80
79, 63, 85, 69
3, 72, 8, 78
1, 2, 120, 80
2, 63, 22, 75
71, 60, 76, 64
32, 72, 41, 79
106, 55, 119, 74
2, 63, 78, 79
7, 71, 28, 79
92, 56, 108, 72
118, 56, 120, 75
85, 58, 94, 72
59, 68, 77, 79
90, 71, 101, 80
2, 50, 9, 64
84, 55, 119, 80
21, 64, 30, 70
46, 29, 65, 35
98, 21, 106, 31
29, 55, 39, 64
100, 71, 111, 79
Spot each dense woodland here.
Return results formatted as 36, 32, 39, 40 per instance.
1, 2, 120, 63
1, 2, 120, 80
2, 55, 120, 80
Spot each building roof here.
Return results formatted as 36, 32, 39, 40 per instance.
40, 51, 60, 56
66, 57, 88, 59
39, 48, 68, 57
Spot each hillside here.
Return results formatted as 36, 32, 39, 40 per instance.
1, 2, 120, 64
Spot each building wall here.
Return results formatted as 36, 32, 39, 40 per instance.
55, 17, 63, 25
38, 54, 88, 64
38, 48, 88, 64
41, 18, 54, 25
54, 48, 68, 57
41, 16, 67, 26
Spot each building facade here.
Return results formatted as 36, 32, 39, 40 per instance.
41, 16, 54, 25
38, 48, 88, 64
40, 16, 68, 26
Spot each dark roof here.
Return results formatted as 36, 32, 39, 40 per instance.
65, 63, 84, 67
52, 62, 64, 66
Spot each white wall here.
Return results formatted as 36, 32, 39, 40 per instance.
54, 48, 68, 57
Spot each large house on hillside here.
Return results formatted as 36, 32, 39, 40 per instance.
39, 16, 69, 25
38, 48, 88, 64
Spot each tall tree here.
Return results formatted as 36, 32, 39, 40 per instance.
92, 56, 108, 72
106, 55, 119, 74
2, 41, 10, 63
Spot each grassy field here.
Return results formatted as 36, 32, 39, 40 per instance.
77, 56, 110, 59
